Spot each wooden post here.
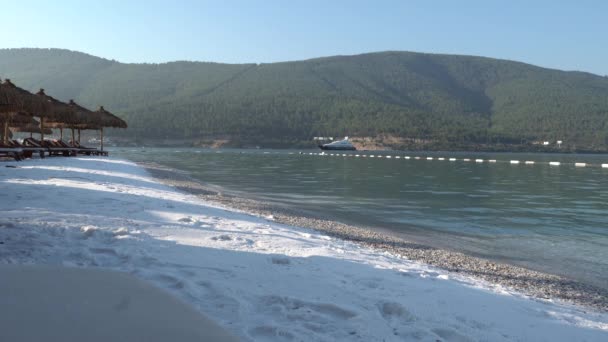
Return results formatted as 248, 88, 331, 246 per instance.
40, 117, 45, 142
78, 129, 81, 144
2, 121, 8, 144
71, 128, 75, 145
60, 128, 63, 141
100, 127, 104, 152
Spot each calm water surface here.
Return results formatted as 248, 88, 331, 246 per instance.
114, 148, 608, 289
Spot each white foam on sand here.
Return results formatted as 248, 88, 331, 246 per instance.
1, 157, 607, 341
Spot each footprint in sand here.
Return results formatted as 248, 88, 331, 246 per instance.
153, 273, 186, 290
89, 247, 118, 256
431, 328, 473, 342
248, 325, 294, 340
211, 234, 233, 241
259, 295, 357, 323
270, 256, 291, 265
377, 301, 418, 338
195, 280, 240, 314
377, 301, 417, 324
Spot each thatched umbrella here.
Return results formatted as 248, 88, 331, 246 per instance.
34, 89, 78, 142
8, 115, 50, 137
0, 79, 73, 143
0, 113, 19, 142
12, 124, 53, 136
95, 106, 127, 151
44, 99, 94, 144
47, 104, 126, 151
0, 79, 50, 114
1, 113, 51, 140
0, 78, 37, 143
74, 106, 127, 151
1, 111, 34, 143
0, 112, 27, 143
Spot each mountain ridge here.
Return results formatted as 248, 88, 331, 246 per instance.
1, 48, 608, 150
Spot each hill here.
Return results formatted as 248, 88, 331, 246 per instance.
1, 48, 608, 151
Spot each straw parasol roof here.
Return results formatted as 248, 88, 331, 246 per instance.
1, 111, 33, 125
34, 89, 79, 123
0, 79, 62, 116
0, 80, 74, 135
1, 110, 38, 143
5, 114, 49, 134
44, 99, 92, 128
45, 103, 127, 129
12, 124, 53, 135
94, 106, 127, 128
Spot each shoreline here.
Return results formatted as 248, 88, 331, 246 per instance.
111, 140, 608, 154
139, 161, 608, 312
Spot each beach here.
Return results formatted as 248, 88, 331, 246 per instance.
142, 160, 608, 311
1, 156, 607, 341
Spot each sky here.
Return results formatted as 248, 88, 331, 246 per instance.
2, 0, 607, 75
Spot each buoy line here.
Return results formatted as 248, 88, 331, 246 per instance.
301, 151, 608, 168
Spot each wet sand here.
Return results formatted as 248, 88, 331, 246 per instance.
140, 161, 608, 312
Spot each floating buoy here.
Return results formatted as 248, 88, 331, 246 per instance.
575, 163, 586, 167
405, 156, 411, 159
362, 155, 367, 158
525, 161, 534, 165
475, 159, 484, 163
395, 156, 401, 159
602, 164, 608, 168
550, 162, 560, 166
463, 158, 471, 162
426, 157, 434, 160
489, 160, 497, 163
355, 154, 360, 157
438, 157, 445, 161
414, 156, 421, 160
370, 155, 375, 158
386, 156, 392, 159
449, 158, 456, 161
510, 160, 520, 164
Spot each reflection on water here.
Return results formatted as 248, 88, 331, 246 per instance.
114, 148, 608, 289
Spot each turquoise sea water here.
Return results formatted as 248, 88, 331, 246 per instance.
114, 148, 608, 289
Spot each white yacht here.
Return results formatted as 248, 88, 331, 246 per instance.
318, 137, 356, 151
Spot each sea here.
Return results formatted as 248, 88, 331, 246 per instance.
114, 148, 608, 290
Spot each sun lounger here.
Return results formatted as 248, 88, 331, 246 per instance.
70, 140, 108, 156
24, 138, 76, 157
0, 144, 24, 161
9, 140, 46, 158
51, 140, 81, 156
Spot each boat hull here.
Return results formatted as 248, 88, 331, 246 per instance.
319, 145, 357, 151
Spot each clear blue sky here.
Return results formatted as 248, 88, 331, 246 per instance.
2, 0, 607, 75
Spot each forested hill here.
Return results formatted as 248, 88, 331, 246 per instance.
1, 48, 608, 150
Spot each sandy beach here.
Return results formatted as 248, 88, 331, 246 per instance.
1, 157, 607, 341
0, 264, 238, 342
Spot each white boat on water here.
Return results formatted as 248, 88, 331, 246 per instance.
318, 137, 356, 151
